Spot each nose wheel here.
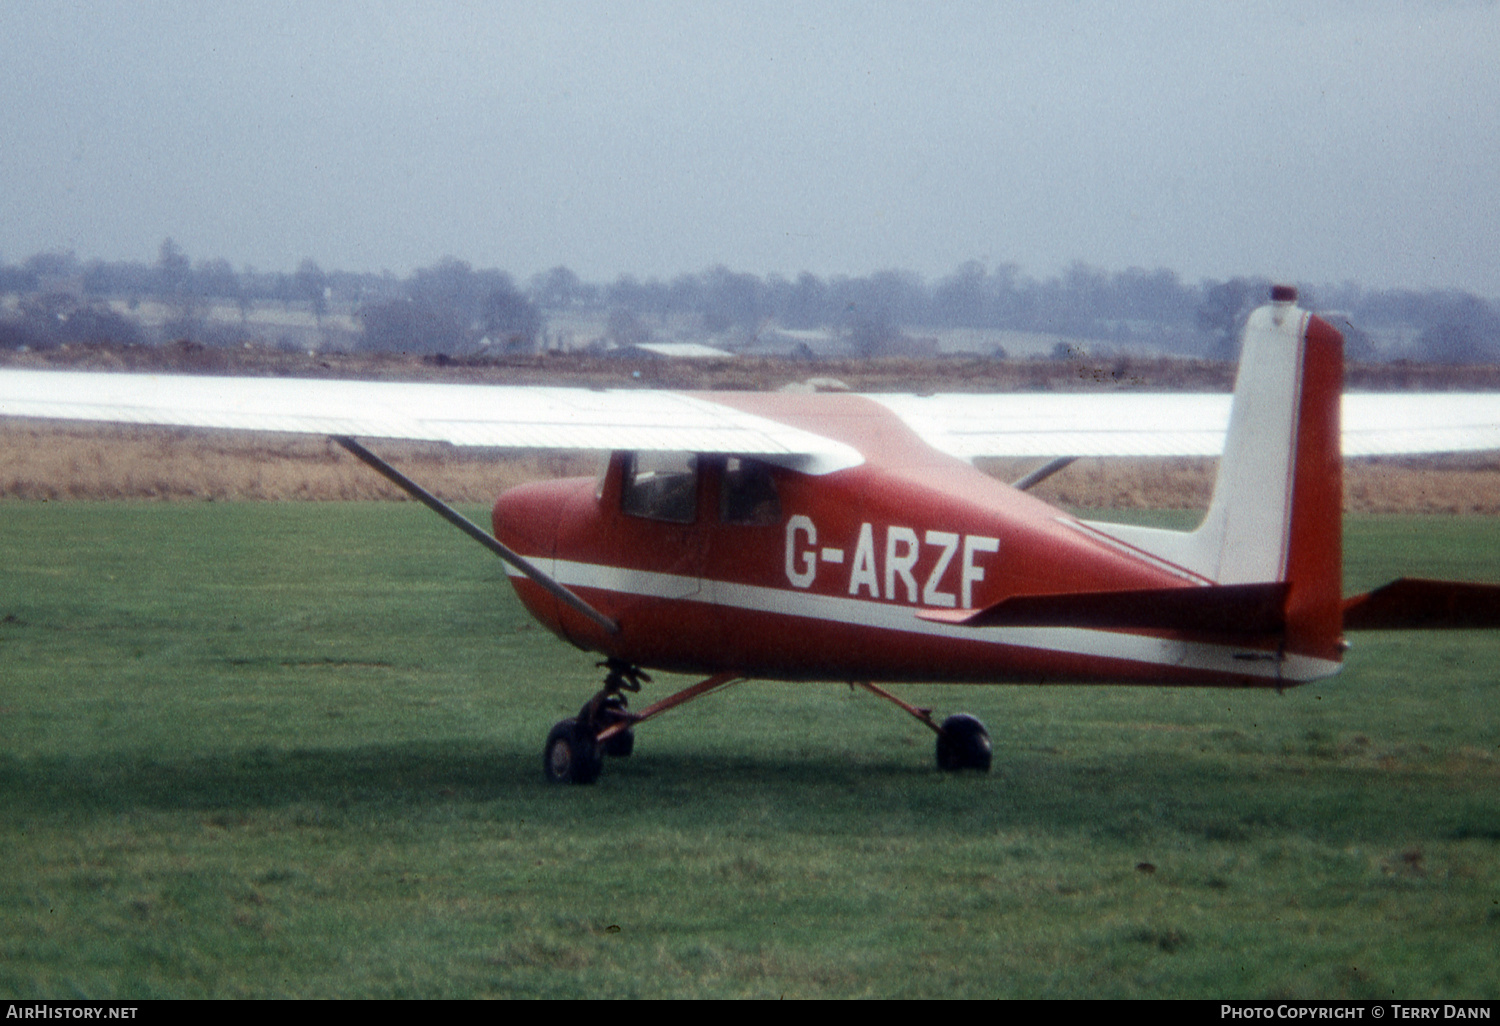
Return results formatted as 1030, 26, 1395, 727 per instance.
543, 663, 644, 784
543, 718, 603, 784
542, 663, 746, 784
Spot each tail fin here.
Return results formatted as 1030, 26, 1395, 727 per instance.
1085, 289, 1346, 662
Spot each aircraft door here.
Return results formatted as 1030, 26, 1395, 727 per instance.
548, 451, 710, 657
697, 456, 801, 668
605, 450, 708, 600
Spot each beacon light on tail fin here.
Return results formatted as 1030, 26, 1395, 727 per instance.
4, 285, 1500, 783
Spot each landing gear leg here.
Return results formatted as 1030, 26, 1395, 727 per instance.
581, 659, 648, 759
851, 681, 992, 773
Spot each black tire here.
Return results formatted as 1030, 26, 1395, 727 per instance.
936, 714, 992, 772
544, 718, 603, 784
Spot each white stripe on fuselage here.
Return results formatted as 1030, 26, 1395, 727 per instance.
505, 557, 1342, 684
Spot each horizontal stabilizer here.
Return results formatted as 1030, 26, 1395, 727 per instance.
1342, 578, 1500, 630
918, 582, 1289, 635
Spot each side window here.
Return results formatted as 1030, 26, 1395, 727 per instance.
720, 457, 781, 526
621, 451, 698, 523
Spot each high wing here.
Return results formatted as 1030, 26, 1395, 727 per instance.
1, 367, 1498, 464
868, 393, 1500, 460
0, 368, 863, 474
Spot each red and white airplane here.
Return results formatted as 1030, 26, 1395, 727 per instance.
4, 286, 1500, 783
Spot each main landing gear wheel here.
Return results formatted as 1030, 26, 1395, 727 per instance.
544, 718, 603, 784
936, 713, 992, 772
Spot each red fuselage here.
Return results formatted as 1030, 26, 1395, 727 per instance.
493, 393, 1304, 688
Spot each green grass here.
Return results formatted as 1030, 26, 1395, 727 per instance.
2, 502, 1498, 998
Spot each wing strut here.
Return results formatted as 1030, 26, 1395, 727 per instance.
1010, 456, 1078, 492
331, 436, 620, 636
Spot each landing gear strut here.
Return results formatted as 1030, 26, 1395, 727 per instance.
581, 659, 647, 759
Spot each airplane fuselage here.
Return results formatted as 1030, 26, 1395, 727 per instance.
493, 393, 1317, 689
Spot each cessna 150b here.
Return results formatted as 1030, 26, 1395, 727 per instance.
4, 286, 1500, 783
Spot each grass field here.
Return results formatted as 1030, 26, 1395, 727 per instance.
2, 502, 1498, 998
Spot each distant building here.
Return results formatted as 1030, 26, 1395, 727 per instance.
606, 341, 736, 360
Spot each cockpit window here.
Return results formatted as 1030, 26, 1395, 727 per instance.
621, 451, 698, 523
720, 457, 781, 525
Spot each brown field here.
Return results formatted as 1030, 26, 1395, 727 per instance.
0, 422, 601, 503
989, 454, 1500, 514
5, 342, 1500, 511
5, 420, 1500, 513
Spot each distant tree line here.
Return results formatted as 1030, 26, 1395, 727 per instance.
2, 241, 1499, 362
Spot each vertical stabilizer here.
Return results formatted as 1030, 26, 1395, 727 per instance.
1084, 289, 1345, 662
1199, 291, 1344, 660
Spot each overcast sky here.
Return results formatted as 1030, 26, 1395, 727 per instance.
2, 1, 1497, 295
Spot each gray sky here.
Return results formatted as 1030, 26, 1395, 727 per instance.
2, 0, 1497, 295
